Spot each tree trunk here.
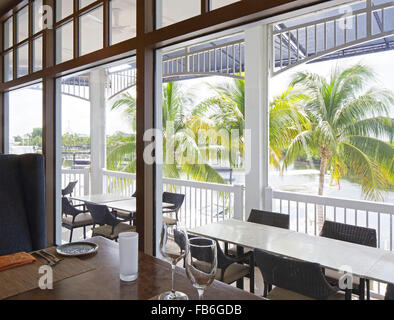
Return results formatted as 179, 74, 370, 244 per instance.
317, 153, 328, 232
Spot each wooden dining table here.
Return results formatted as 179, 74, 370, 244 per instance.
6, 237, 262, 300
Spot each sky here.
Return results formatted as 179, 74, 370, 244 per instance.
7, 49, 394, 139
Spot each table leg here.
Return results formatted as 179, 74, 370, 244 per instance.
236, 245, 244, 290
359, 278, 365, 300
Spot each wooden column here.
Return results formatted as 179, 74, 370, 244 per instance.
42, 0, 57, 246
136, 0, 155, 255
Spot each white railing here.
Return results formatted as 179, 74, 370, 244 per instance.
100, 169, 244, 229
61, 168, 90, 196
162, 178, 244, 229
272, 189, 394, 297
102, 169, 137, 196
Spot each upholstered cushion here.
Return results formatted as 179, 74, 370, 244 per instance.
267, 287, 345, 300
193, 260, 250, 284
0, 154, 46, 255
93, 223, 136, 239
115, 210, 134, 220
62, 213, 94, 227
163, 216, 177, 225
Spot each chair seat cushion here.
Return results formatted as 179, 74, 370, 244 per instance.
93, 223, 136, 239
218, 263, 250, 284
193, 260, 250, 284
115, 210, 134, 220
62, 213, 93, 227
324, 269, 360, 288
267, 287, 345, 300
163, 216, 177, 225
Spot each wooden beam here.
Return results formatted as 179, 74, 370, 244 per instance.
42, 0, 56, 246
136, 0, 155, 255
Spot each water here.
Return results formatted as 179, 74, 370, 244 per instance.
221, 169, 394, 204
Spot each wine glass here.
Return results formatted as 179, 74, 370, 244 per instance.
158, 223, 189, 300
185, 237, 217, 300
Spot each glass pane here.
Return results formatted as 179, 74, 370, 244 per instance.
17, 6, 29, 43
79, 6, 103, 56
8, 83, 43, 155
56, 22, 73, 64
56, 0, 74, 21
3, 17, 13, 50
210, 0, 239, 10
33, 0, 43, 34
17, 43, 29, 78
3, 51, 13, 82
156, 0, 200, 28
110, 0, 136, 45
79, 0, 96, 9
33, 36, 43, 72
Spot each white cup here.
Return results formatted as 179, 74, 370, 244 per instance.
119, 232, 138, 282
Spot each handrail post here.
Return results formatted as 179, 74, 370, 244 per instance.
264, 186, 273, 212
84, 169, 90, 195
233, 184, 244, 221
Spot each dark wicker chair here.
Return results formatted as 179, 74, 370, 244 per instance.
174, 230, 255, 293
85, 202, 135, 241
248, 209, 290, 229
62, 197, 93, 242
254, 249, 346, 300
320, 220, 377, 299
162, 192, 185, 226
62, 181, 78, 197
385, 283, 394, 300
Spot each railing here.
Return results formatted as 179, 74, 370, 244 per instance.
272, 189, 394, 297
61, 168, 90, 196
101, 169, 244, 229
103, 169, 137, 196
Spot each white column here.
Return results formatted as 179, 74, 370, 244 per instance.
244, 24, 271, 220
154, 50, 163, 257
89, 69, 107, 194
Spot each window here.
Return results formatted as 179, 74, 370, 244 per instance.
17, 6, 29, 43
79, 6, 104, 56
210, 0, 239, 10
79, 0, 97, 9
56, 22, 74, 64
33, 0, 44, 34
17, 44, 29, 78
3, 51, 13, 82
3, 17, 13, 50
110, 0, 137, 45
156, 0, 201, 28
33, 36, 43, 72
56, 0, 74, 22
8, 83, 43, 155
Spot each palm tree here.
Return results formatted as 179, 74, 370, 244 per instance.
283, 64, 394, 203
194, 78, 310, 170
107, 82, 227, 183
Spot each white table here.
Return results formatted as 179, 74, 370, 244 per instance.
189, 219, 393, 286
103, 198, 174, 213
70, 194, 131, 204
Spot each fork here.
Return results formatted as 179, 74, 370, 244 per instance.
40, 249, 62, 265
32, 251, 56, 266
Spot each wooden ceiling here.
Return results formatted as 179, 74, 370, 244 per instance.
0, 0, 17, 16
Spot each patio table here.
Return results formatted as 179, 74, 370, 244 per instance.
103, 198, 174, 213
70, 193, 131, 204
189, 219, 392, 296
